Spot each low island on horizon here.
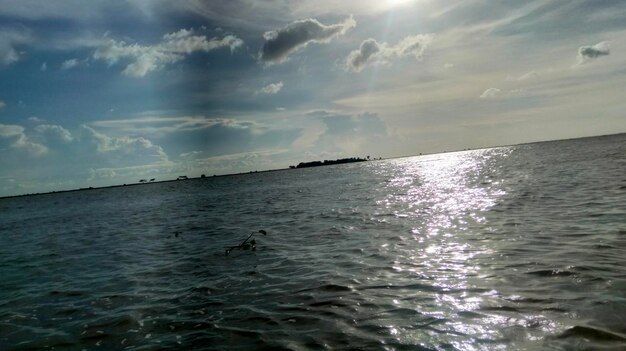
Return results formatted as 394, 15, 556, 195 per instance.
289, 156, 371, 169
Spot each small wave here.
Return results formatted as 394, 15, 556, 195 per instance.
296, 284, 354, 293
189, 286, 215, 295
526, 269, 576, 277
309, 299, 350, 308
479, 305, 521, 313
504, 296, 554, 303
557, 326, 626, 342
457, 310, 484, 318
240, 315, 280, 326
357, 282, 443, 293
48, 290, 84, 297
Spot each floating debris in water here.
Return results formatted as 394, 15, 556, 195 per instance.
225, 230, 267, 255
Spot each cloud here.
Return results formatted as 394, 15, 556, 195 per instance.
577, 41, 610, 64
86, 162, 175, 183
180, 149, 293, 177
81, 125, 167, 159
306, 109, 337, 117
0, 124, 23, 138
346, 39, 380, 72
513, 70, 538, 81
346, 34, 433, 72
258, 81, 284, 94
0, 29, 29, 65
479, 88, 502, 99
0, 123, 47, 156
40, 62, 47, 71
306, 111, 388, 154
91, 116, 254, 135
34, 124, 73, 143
61, 58, 80, 70
91, 115, 301, 161
93, 28, 243, 77
319, 112, 386, 136
0, 1, 120, 20
479, 87, 530, 99
28, 116, 45, 123
0, 100, 5, 109
260, 16, 356, 64
78, 126, 170, 173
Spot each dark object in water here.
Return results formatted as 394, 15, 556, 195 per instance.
225, 230, 267, 255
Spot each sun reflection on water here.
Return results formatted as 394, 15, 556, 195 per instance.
377, 148, 516, 347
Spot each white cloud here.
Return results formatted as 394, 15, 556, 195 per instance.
346, 34, 434, 72
40, 62, 47, 71
0, 124, 23, 138
577, 41, 610, 64
34, 124, 73, 142
91, 116, 253, 134
0, 123, 47, 156
0, 100, 5, 109
81, 125, 167, 162
0, 29, 29, 65
87, 162, 175, 183
308, 111, 389, 155
93, 28, 243, 77
479, 88, 502, 99
480, 87, 531, 99
12, 134, 47, 156
162, 28, 195, 41
512, 70, 538, 81
179, 150, 203, 159
28, 116, 45, 123
260, 16, 356, 64
88, 167, 117, 180
346, 39, 380, 73
61, 58, 80, 70
258, 81, 284, 94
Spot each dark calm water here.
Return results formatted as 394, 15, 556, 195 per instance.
1, 134, 625, 350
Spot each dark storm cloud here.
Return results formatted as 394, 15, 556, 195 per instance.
578, 41, 610, 61
260, 16, 356, 64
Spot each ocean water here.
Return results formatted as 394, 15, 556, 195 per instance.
1, 134, 625, 351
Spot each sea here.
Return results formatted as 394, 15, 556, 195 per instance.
1, 134, 625, 351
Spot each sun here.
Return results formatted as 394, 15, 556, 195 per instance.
386, 0, 414, 7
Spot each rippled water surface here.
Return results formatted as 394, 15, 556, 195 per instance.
1, 134, 626, 350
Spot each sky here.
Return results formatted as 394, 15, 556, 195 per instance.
1, 0, 625, 196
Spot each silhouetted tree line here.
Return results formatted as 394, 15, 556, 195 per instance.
292, 157, 367, 169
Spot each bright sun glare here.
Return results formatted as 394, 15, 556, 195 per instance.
387, 0, 414, 7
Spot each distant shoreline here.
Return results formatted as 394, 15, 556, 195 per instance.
0, 167, 291, 200
1, 132, 623, 200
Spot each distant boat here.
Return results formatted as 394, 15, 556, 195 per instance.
139, 179, 147, 183
149, 178, 155, 182
177, 176, 188, 180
